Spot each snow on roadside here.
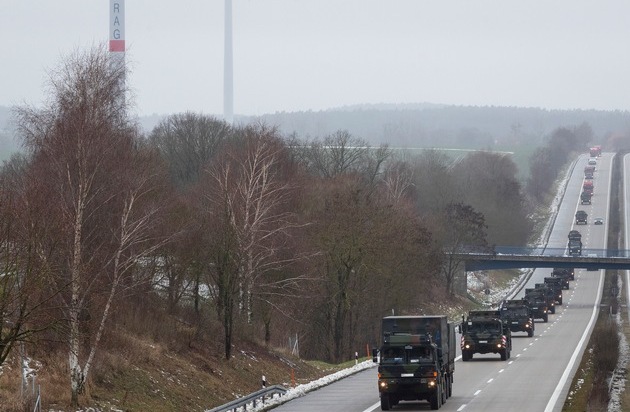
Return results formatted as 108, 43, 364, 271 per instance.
608, 274, 629, 412
211, 360, 377, 412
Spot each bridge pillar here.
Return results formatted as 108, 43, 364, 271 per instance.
454, 266, 468, 295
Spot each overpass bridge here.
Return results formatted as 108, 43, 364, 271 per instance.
458, 247, 630, 271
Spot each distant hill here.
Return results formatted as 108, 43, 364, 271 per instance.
240, 103, 630, 150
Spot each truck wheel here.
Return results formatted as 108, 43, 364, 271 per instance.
380, 394, 391, 411
528, 328, 534, 337
543, 314, 548, 322
501, 349, 508, 361
551, 306, 556, 314
442, 379, 448, 405
430, 388, 442, 410
558, 298, 563, 305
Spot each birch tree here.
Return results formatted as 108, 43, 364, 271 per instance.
200, 126, 307, 359
15, 46, 171, 407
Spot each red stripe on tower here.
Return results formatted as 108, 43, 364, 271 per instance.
109, 40, 125, 52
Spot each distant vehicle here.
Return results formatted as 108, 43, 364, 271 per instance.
580, 191, 592, 204
552, 267, 575, 281
590, 146, 602, 157
583, 180, 594, 196
594, 217, 604, 225
584, 165, 595, 179
588, 158, 597, 165
575, 210, 588, 225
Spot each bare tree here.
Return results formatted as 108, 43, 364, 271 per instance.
149, 112, 231, 188
439, 202, 489, 295
0, 154, 62, 367
200, 125, 307, 359
15, 46, 171, 407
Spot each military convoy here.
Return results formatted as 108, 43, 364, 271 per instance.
374, 316, 456, 410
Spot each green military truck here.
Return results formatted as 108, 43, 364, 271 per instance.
551, 268, 571, 289
460, 310, 512, 361
543, 278, 564, 305
499, 299, 535, 337
373, 316, 456, 410
524, 288, 551, 320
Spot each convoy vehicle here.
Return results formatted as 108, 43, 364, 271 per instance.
580, 191, 592, 204
527, 285, 556, 314
499, 299, 534, 337
568, 231, 582, 256
594, 217, 604, 225
523, 291, 549, 323
374, 316, 456, 410
544, 278, 564, 305
552, 267, 574, 283
588, 158, 597, 165
583, 180, 594, 195
584, 165, 595, 179
590, 146, 602, 157
461, 310, 512, 361
575, 210, 588, 225
537, 282, 562, 306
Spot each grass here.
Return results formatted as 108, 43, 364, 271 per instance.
0, 302, 346, 412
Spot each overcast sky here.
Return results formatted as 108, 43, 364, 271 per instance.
3, 1, 630, 118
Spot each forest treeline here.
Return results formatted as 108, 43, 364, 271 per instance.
0, 46, 607, 408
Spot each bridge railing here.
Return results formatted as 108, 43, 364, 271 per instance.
492, 247, 630, 258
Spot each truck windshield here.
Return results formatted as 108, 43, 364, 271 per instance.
381, 347, 405, 364
468, 322, 500, 333
409, 347, 433, 363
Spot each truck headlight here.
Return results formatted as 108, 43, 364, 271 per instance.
380, 381, 388, 389
428, 380, 436, 387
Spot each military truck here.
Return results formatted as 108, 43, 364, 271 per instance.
499, 299, 535, 337
584, 165, 595, 179
580, 191, 592, 204
461, 310, 512, 361
373, 316, 456, 410
568, 231, 582, 255
536, 282, 562, 307
583, 180, 594, 196
543, 278, 564, 305
551, 268, 572, 288
575, 210, 588, 225
523, 291, 549, 323
526, 286, 556, 314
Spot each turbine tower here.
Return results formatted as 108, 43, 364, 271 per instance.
224, 0, 234, 124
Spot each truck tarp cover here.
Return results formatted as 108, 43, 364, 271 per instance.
382, 316, 451, 361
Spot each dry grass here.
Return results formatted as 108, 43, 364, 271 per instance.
0, 295, 341, 412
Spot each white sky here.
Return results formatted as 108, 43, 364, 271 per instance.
3, 1, 630, 118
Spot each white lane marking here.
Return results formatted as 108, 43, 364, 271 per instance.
529, 343, 533, 346
508, 361, 514, 364
361, 401, 380, 412
487, 378, 493, 383
457, 405, 467, 411
499, 369, 504, 373
523, 348, 528, 351
474, 390, 481, 396
535, 338, 539, 341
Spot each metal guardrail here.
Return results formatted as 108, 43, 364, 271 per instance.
206, 385, 288, 412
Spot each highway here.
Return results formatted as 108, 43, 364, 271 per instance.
272, 152, 613, 412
